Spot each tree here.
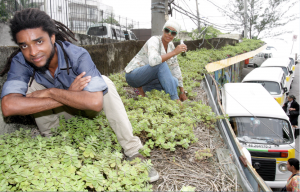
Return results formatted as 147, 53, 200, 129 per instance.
0, 0, 40, 21
189, 26, 222, 40
220, 0, 299, 39
103, 15, 120, 26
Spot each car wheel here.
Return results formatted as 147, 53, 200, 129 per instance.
254, 64, 258, 68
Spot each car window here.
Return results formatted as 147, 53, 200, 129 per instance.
130, 32, 137, 40
289, 58, 295, 65
115, 28, 125, 38
244, 81, 281, 95
87, 26, 107, 36
289, 60, 293, 69
111, 28, 117, 39
281, 67, 288, 76
123, 30, 130, 40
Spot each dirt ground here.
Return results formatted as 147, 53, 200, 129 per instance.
124, 82, 243, 191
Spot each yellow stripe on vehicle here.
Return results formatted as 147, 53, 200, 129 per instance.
292, 66, 295, 71
275, 149, 296, 162
286, 76, 290, 82
275, 97, 282, 105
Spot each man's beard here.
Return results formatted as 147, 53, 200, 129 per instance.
27, 43, 55, 73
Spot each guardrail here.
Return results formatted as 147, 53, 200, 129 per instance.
205, 44, 268, 72
203, 74, 272, 192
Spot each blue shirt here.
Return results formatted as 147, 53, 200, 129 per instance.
1, 41, 108, 98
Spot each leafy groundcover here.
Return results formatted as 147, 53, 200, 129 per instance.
0, 39, 264, 191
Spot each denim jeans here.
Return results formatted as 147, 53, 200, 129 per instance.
125, 62, 179, 100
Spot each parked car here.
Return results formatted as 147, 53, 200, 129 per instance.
222, 83, 296, 188
260, 57, 293, 92
249, 50, 273, 68
242, 67, 288, 106
87, 23, 138, 41
87, 23, 126, 41
122, 29, 138, 40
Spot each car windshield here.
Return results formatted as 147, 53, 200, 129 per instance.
281, 67, 288, 75
230, 117, 293, 145
87, 26, 107, 36
130, 32, 137, 40
244, 81, 281, 95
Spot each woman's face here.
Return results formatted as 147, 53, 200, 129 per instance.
288, 97, 294, 102
287, 161, 293, 172
162, 26, 177, 43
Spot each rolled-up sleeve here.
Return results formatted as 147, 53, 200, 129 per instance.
1, 56, 32, 98
76, 51, 108, 95
147, 37, 162, 66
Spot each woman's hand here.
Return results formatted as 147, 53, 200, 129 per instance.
173, 44, 187, 55
289, 108, 296, 111
180, 92, 187, 101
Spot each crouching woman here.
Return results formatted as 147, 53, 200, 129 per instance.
124, 19, 187, 101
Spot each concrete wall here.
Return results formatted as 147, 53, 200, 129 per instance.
0, 37, 238, 135
0, 23, 17, 46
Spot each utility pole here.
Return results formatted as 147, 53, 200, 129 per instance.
44, 0, 48, 15
151, 0, 167, 36
195, 0, 201, 33
243, 0, 248, 38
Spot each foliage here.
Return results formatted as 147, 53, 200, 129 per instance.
221, 0, 299, 38
0, 118, 152, 191
103, 16, 120, 26
181, 185, 196, 191
193, 26, 222, 40
0, 39, 264, 190
0, 0, 40, 22
195, 148, 213, 160
187, 26, 223, 40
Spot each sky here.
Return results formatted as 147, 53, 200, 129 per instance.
100, 0, 300, 54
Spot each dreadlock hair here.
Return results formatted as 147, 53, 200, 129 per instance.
0, 8, 77, 86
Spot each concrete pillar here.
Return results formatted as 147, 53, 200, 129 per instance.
151, 0, 166, 36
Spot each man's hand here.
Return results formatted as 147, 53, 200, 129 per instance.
179, 92, 187, 101
26, 89, 50, 98
69, 72, 91, 91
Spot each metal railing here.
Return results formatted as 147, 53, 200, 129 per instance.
0, 0, 139, 34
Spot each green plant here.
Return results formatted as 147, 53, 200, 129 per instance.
0, 38, 264, 190
195, 148, 213, 160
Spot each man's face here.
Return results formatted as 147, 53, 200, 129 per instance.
16, 27, 56, 71
288, 97, 293, 102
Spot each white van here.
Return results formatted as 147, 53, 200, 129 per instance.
242, 67, 288, 106
249, 50, 273, 67
260, 57, 293, 92
122, 29, 138, 40
222, 83, 296, 188
87, 23, 126, 41
288, 54, 296, 79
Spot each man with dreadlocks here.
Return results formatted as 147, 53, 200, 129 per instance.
0, 8, 159, 182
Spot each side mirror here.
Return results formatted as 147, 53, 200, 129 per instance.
290, 70, 293, 74
283, 87, 288, 93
